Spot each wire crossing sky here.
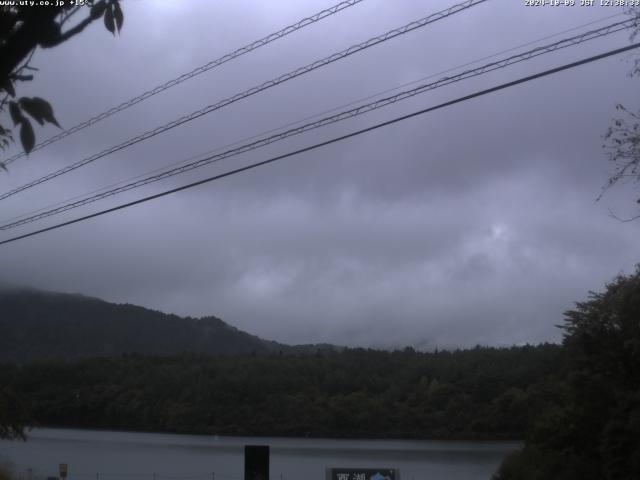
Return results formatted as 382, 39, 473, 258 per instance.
0, 18, 633, 231
3, 0, 639, 349
3, 11, 623, 227
0, 0, 488, 202
1, 0, 366, 168
2, 41, 638, 247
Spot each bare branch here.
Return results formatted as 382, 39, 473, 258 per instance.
607, 207, 640, 223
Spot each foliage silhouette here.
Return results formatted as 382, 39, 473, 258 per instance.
0, 0, 123, 164
494, 266, 640, 479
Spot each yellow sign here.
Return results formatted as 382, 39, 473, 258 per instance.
59, 464, 68, 479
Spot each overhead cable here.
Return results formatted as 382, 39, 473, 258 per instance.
0, 0, 488, 201
1, 0, 365, 167
1, 11, 626, 226
1, 41, 639, 247
0, 18, 633, 231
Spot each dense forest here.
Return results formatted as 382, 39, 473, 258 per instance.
1, 344, 564, 440
494, 267, 640, 480
1, 267, 639, 478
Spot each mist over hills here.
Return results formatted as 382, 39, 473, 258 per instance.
0, 286, 567, 442
0, 287, 328, 362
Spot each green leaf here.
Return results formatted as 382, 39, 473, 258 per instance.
113, 1, 124, 33
19, 97, 60, 128
104, 6, 115, 35
19, 118, 35, 154
36, 97, 61, 128
8, 101, 23, 125
19, 98, 44, 126
90, 1, 106, 19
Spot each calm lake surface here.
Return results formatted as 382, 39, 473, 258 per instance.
0, 429, 519, 480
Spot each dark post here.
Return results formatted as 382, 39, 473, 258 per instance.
59, 464, 68, 480
244, 445, 269, 480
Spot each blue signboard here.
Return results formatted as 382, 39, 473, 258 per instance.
329, 468, 397, 480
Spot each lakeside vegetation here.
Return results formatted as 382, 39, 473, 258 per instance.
1, 267, 638, 478
1, 344, 563, 440
494, 267, 640, 480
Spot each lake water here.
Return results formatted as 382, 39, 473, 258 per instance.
0, 429, 519, 480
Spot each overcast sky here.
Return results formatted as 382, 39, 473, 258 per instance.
1, 0, 639, 348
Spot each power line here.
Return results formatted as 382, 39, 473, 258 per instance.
1, 41, 638, 247
0, 0, 488, 202
6, 14, 625, 230
1, 18, 633, 231
4, 11, 623, 209
1, 18, 631, 228
0, 0, 365, 167
6, 11, 622, 227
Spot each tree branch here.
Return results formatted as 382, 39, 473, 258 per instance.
607, 207, 640, 223
0, 8, 58, 79
59, 5, 82, 27
52, 6, 104, 46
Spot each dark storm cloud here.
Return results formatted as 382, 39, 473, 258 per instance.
1, 0, 639, 347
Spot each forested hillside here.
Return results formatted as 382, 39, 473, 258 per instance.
494, 267, 640, 480
1, 345, 564, 440
0, 287, 290, 361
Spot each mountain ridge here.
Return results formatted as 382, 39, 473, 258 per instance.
0, 287, 332, 362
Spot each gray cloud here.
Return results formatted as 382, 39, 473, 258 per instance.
1, 0, 639, 348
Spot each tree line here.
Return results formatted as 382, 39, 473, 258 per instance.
494, 266, 640, 479
1, 343, 564, 440
2, 266, 639, 478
